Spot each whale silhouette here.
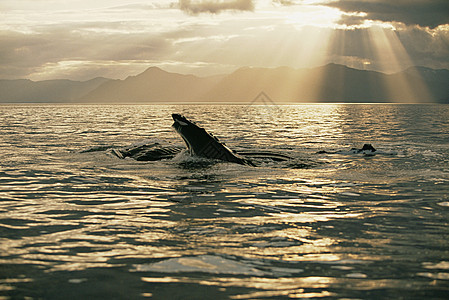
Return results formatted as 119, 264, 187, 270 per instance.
109, 114, 293, 165
316, 144, 377, 156
172, 113, 255, 166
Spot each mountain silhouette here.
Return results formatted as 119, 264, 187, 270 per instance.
0, 77, 109, 103
1, 64, 448, 103
81, 67, 224, 102
203, 64, 448, 102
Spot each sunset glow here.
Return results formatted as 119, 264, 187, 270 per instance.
2, 2, 449, 300
1, 0, 448, 82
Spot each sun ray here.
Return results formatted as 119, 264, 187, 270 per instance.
274, 26, 334, 102
367, 25, 433, 103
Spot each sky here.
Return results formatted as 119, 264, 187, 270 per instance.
1, 0, 448, 81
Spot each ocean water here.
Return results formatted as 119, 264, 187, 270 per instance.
1, 104, 448, 299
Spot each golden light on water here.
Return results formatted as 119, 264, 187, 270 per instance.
2, 103, 449, 297
141, 275, 339, 298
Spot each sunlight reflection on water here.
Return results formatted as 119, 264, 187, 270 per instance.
1, 104, 449, 298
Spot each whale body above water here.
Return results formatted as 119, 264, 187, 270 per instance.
105, 114, 378, 164
108, 114, 292, 165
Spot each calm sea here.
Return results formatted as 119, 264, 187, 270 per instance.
1, 104, 448, 299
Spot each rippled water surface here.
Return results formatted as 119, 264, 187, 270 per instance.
1, 104, 449, 299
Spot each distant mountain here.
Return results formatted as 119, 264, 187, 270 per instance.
200, 64, 386, 102
399, 66, 449, 103
203, 64, 449, 103
81, 67, 224, 102
0, 77, 110, 103
1, 64, 448, 103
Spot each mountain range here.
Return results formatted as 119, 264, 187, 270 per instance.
0, 77, 110, 103
1, 64, 448, 103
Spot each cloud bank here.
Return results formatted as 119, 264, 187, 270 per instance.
1, 0, 448, 81
178, 0, 254, 14
325, 0, 449, 28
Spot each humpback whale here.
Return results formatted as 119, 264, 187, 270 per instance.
105, 114, 292, 165
317, 144, 377, 156
85, 114, 382, 166
172, 113, 255, 166
111, 142, 184, 161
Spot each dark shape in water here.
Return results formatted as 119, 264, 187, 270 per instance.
357, 143, 377, 153
233, 151, 293, 162
172, 113, 255, 166
109, 114, 293, 165
317, 143, 377, 155
111, 142, 184, 161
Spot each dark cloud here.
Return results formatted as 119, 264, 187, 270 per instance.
325, 0, 449, 28
0, 27, 173, 79
324, 26, 449, 71
397, 26, 449, 69
178, 0, 254, 14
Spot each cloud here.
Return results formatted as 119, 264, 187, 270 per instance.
397, 26, 449, 69
0, 26, 174, 79
178, 0, 254, 14
324, 0, 449, 28
1, 1, 448, 81
272, 0, 296, 6
324, 26, 449, 71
